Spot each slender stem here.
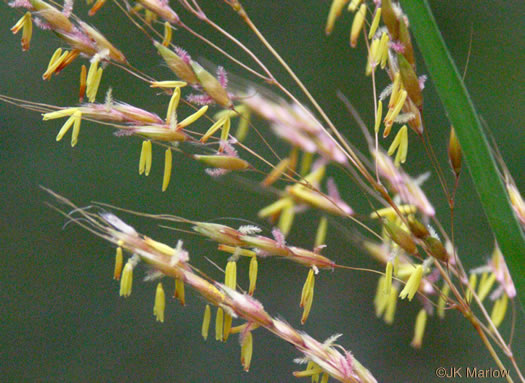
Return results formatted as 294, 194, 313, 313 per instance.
470, 317, 514, 383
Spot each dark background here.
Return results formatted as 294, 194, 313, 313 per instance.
1, 0, 523, 382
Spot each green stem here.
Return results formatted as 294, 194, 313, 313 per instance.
400, 0, 525, 309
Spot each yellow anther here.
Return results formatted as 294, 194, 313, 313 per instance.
368, 8, 381, 39
240, 332, 253, 371
410, 309, 427, 348
150, 81, 187, 89
88, 0, 107, 16
350, 4, 367, 48
278, 199, 295, 236
366, 38, 380, 75
378, 32, 390, 69
315, 216, 328, 248
389, 72, 401, 108
119, 262, 133, 297
384, 284, 398, 324
325, 0, 349, 35
347, 0, 362, 12
465, 273, 477, 304
225, 260, 237, 290
11, 12, 33, 51
384, 89, 407, 131
153, 282, 166, 322
248, 255, 258, 296
178, 105, 208, 129
162, 148, 172, 192
219, 115, 231, 143
300, 268, 315, 324
491, 294, 508, 328
54, 110, 82, 145
437, 282, 450, 319
166, 87, 181, 127
201, 304, 211, 340
258, 197, 293, 218
477, 272, 496, 302
139, 140, 153, 176
113, 246, 123, 280
162, 21, 172, 46
201, 116, 228, 143
374, 276, 388, 317
399, 264, 423, 301
174, 278, 185, 305
70, 111, 82, 147
215, 307, 224, 341
79, 65, 87, 102
387, 125, 408, 166
223, 313, 232, 341
43, 108, 78, 121
235, 108, 251, 142
43, 48, 68, 80
262, 158, 290, 187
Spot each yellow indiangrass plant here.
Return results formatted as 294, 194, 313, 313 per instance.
2, 0, 523, 381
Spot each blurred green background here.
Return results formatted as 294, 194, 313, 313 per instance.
0, 0, 523, 382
